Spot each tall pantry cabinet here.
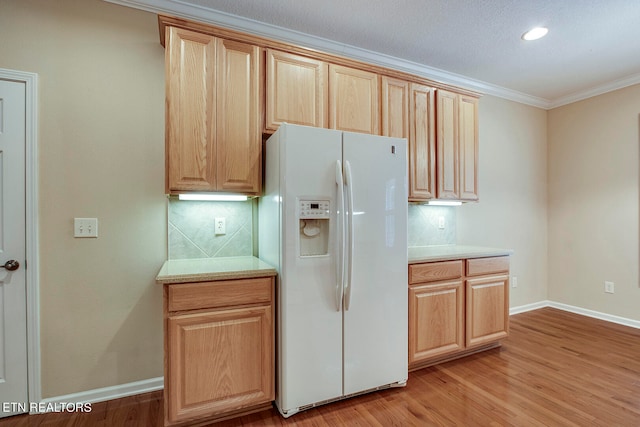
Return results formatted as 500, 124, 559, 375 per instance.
164, 26, 261, 195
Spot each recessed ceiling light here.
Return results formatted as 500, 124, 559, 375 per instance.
522, 27, 548, 41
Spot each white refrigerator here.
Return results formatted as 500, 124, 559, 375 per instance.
259, 123, 408, 417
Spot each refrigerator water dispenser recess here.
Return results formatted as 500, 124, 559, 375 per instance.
298, 199, 330, 257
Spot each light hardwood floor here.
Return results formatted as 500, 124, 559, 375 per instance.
2, 307, 639, 426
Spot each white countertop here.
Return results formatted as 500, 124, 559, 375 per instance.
156, 256, 277, 284
408, 245, 513, 264
156, 246, 512, 283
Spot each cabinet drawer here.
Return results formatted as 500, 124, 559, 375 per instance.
167, 277, 273, 312
409, 260, 463, 285
466, 256, 510, 277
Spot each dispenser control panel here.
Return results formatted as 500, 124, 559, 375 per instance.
299, 200, 330, 219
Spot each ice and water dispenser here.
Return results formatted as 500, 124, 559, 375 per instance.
298, 199, 330, 257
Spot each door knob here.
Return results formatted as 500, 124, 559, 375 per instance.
1, 260, 20, 271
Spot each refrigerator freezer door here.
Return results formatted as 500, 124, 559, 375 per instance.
342, 132, 408, 395
276, 124, 345, 413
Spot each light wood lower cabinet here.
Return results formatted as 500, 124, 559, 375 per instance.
466, 275, 509, 347
163, 277, 274, 426
409, 256, 509, 370
409, 280, 464, 363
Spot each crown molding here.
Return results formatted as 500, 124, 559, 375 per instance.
105, 0, 553, 108
548, 72, 640, 109
106, 1, 640, 110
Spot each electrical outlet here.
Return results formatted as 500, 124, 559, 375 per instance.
215, 217, 226, 235
74, 218, 98, 238
512, 276, 518, 288
438, 216, 445, 229
604, 281, 614, 294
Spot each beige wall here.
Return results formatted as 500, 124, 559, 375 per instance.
548, 85, 640, 321
0, 0, 167, 397
458, 95, 549, 308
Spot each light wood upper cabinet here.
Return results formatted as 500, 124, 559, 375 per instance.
216, 39, 261, 193
435, 89, 479, 201
160, 18, 480, 200
265, 49, 328, 131
381, 76, 409, 139
329, 64, 380, 135
409, 84, 436, 200
436, 89, 460, 199
165, 27, 217, 192
382, 78, 436, 201
459, 95, 479, 201
165, 26, 261, 195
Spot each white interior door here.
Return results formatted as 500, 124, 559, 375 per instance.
0, 79, 28, 417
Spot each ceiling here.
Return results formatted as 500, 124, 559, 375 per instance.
108, 0, 640, 108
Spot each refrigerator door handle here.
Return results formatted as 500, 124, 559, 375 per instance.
335, 160, 345, 312
344, 160, 355, 311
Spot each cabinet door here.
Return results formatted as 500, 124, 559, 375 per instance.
381, 76, 408, 139
459, 95, 479, 200
167, 305, 273, 423
165, 27, 217, 192
216, 39, 261, 194
436, 89, 459, 199
329, 64, 380, 135
265, 49, 328, 131
409, 83, 436, 200
409, 281, 464, 365
466, 275, 509, 348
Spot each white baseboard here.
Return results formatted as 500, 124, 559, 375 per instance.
510, 300, 640, 329
34, 377, 163, 413
546, 301, 640, 329
509, 300, 550, 315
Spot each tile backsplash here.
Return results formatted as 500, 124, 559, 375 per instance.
168, 199, 455, 259
168, 199, 254, 259
408, 204, 456, 246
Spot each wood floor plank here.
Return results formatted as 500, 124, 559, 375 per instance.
1, 308, 638, 426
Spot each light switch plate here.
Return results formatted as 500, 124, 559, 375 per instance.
74, 218, 98, 238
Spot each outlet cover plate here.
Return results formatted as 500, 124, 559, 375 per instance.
215, 217, 226, 235
604, 281, 614, 294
